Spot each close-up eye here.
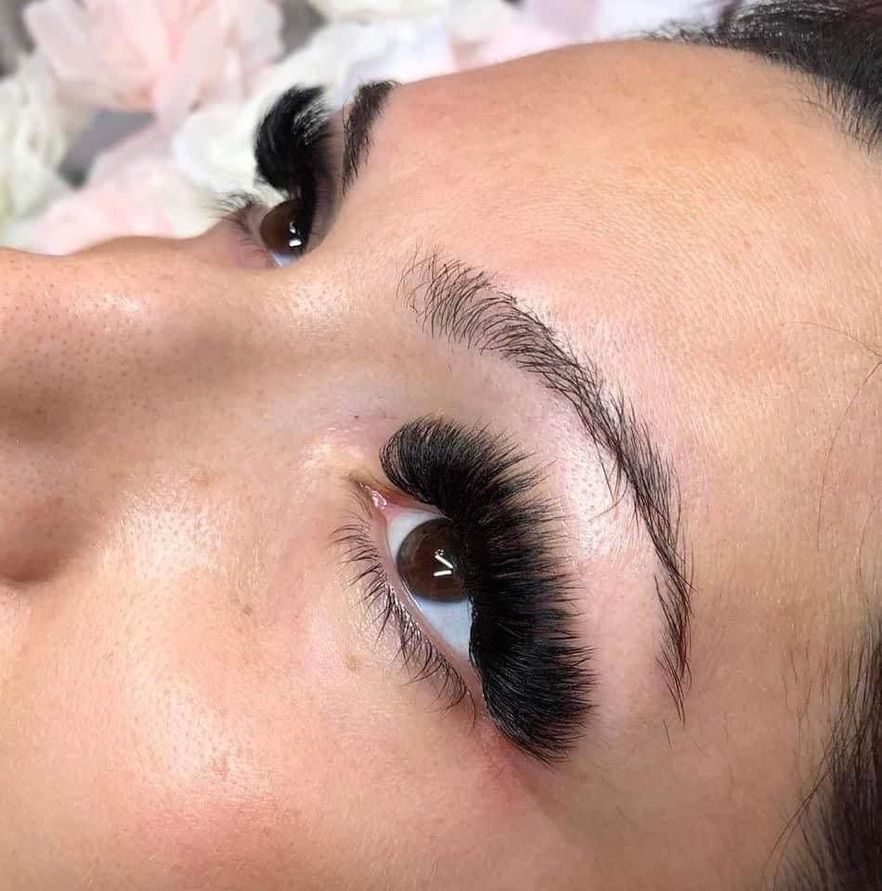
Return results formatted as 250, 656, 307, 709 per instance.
220, 188, 322, 268
337, 416, 593, 764
386, 505, 473, 659
219, 85, 338, 267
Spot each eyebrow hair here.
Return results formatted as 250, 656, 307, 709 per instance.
342, 81, 397, 193
398, 252, 694, 721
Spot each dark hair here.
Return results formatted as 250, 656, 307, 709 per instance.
658, 3, 882, 887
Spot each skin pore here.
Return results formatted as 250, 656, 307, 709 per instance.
0, 39, 880, 889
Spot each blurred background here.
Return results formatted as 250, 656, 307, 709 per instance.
0, 0, 736, 253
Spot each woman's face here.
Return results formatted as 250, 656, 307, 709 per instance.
0, 39, 879, 889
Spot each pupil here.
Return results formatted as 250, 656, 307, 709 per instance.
396, 518, 465, 603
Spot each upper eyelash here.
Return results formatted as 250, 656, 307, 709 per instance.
381, 417, 594, 763
333, 511, 473, 713
252, 86, 338, 232
253, 85, 335, 196
339, 416, 594, 764
209, 85, 339, 253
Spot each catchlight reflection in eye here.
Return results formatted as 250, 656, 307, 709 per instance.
386, 507, 473, 658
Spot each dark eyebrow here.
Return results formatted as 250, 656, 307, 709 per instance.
342, 81, 397, 193
399, 252, 694, 722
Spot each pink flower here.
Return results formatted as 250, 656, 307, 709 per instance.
24, 0, 284, 127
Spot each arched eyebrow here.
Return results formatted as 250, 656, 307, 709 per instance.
342, 81, 397, 193
398, 251, 694, 721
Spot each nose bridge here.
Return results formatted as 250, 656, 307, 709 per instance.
0, 242, 266, 577
0, 240, 361, 580
1, 243, 263, 427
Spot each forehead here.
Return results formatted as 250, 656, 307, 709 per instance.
392, 39, 829, 160
335, 39, 882, 641
361, 41, 877, 272
350, 40, 881, 372
351, 40, 881, 374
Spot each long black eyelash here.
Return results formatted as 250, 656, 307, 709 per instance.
209, 86, 338, 251
253, 86, 337, 230
333, 518, 472, 713
367, 416, 593, 764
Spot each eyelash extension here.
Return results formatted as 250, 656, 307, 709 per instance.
253, 85, 336, 198
211, 86, 338, 251
253, 86, 337, 249
337, 416, 594, 764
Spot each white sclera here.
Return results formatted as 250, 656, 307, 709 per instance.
270, 250, 297, 268
385, 506, 473, 659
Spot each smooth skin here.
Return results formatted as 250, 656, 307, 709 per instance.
0, 40, 880, 889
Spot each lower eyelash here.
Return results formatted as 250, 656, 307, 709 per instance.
210, 190, 268, 258
333, 516, 473, 713
211, 190, 259, 228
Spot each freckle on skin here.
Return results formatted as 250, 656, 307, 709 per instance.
344, 654, 359, 673
241, 603, 253, 616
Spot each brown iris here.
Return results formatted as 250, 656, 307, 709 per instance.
259, 198, 306, 258
396, 518, 466, 603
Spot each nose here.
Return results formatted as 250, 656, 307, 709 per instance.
0, 234, 284, 583
0, 236, 251, 427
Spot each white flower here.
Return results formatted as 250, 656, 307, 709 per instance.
0, 54, 81, 226
27, 155, 212, 254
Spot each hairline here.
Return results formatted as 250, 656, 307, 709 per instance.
654, 5, 882, 885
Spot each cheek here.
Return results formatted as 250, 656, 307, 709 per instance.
0, 520, 531, 889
